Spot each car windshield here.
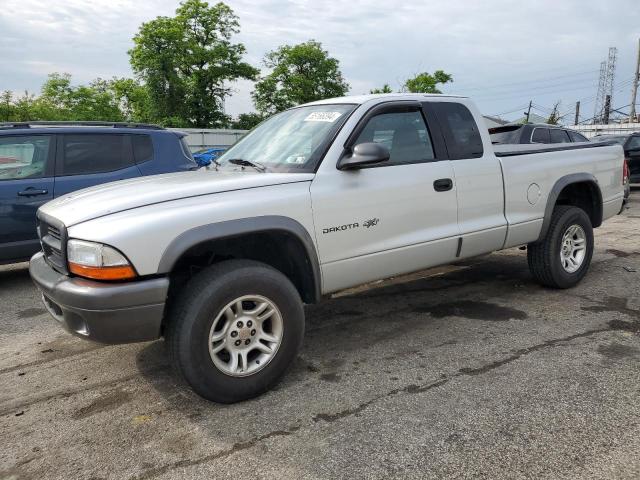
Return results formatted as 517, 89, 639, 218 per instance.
217, 104, 356, 172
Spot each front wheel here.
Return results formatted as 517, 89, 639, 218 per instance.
166, 260, 305, 403
527, 205, 594, 288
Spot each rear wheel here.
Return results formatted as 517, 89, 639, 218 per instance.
527, 205, 594, 288
166, 260, 305, 403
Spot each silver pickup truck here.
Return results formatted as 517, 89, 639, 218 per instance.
30, 94, 625, 403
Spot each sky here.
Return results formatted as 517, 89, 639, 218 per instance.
1, 0, 640, 123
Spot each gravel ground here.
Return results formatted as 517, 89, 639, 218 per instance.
1, 191, 639, 480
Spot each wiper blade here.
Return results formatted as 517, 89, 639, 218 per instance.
228, 158, 267, 172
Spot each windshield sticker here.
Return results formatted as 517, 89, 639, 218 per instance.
304, 111, 342, 122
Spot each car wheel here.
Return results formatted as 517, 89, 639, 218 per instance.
166, 259, 305, 403
527, 205, 594, 289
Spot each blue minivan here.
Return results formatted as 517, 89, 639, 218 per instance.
0, 122, 197, 264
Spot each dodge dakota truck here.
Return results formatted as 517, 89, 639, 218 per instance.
30, 94, 625, 403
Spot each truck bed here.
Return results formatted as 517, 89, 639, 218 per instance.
493, 141, 616, 157
494, 141, 624, 249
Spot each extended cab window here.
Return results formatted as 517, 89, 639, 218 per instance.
60, 134, 134, 175
353, 110, 434, 165
0, 135, 52, 181
531, 128, 550, 143
549, 129, 570, 143
432, 103, 483, 159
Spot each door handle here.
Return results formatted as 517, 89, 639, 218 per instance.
433, 178, 453, 192
17, 188, 48, 197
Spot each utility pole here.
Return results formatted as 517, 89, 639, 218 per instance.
525, 100, 532, 123
574, 101, 580, 125
630, 38, 640, 123
603, 95, 611, 124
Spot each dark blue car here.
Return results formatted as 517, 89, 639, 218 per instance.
193, 147, 227, 167
0, 121, 197, 264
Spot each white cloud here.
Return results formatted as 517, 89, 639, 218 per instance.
1, 0, 639, 121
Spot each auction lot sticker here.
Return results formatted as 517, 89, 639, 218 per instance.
304, 111, 342, 122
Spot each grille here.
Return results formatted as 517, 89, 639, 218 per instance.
37, 214, 68, 274
47, 225, 61, 241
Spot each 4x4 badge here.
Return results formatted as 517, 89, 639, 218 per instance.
363, 218, 379, 228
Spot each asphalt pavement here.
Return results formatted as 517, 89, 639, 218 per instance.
1, 191, 639, 480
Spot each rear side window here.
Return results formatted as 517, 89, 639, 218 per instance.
549, 129, 570, 143
0, 135, 52, 181
60, 134, 134, 176
433, 103, 483, 159
132, 135, 154, 163
531, 128, 550, 143
568, 131, 588, 142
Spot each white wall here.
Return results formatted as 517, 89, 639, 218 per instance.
568, 123, 640, 138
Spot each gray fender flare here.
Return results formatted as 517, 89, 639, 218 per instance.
536, 173, 603, 242
157, 215, 322, 303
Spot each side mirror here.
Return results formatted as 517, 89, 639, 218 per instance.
338, 142, 390, 170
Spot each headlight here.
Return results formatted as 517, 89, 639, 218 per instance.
67, 239, 137, 280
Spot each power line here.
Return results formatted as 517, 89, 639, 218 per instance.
472, 83, 598, 102
577, 103, 631, 125
550, 83, 624, 117
471, 78, 600, 98
559, 77, 635, 121
531, 102, 555, 114
452, 69, 599, 93
489, 104, 531, 117
480, 76, 635, 119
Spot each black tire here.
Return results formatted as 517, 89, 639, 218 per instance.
527, 205, 594, 289
166, 259, 305, 403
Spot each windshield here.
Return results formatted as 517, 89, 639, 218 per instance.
217, 104, 356, 172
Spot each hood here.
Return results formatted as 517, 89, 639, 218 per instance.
40, 170, 315, 226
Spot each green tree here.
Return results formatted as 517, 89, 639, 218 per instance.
252, 40, 349, 116
129, 0, 258, 127
11, 92, 40, 121
69, 79, 124, 121
1, 91, 13, 121
1, 74, 126, 122
403, 70, 452, 94
36, 73, 74, 120
230, 112, 263, 130
370, 84, 393, 94
35, 73, 124, 121
109, 77, 154, 122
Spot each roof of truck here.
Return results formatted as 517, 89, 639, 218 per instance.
304, 93, 467, 106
